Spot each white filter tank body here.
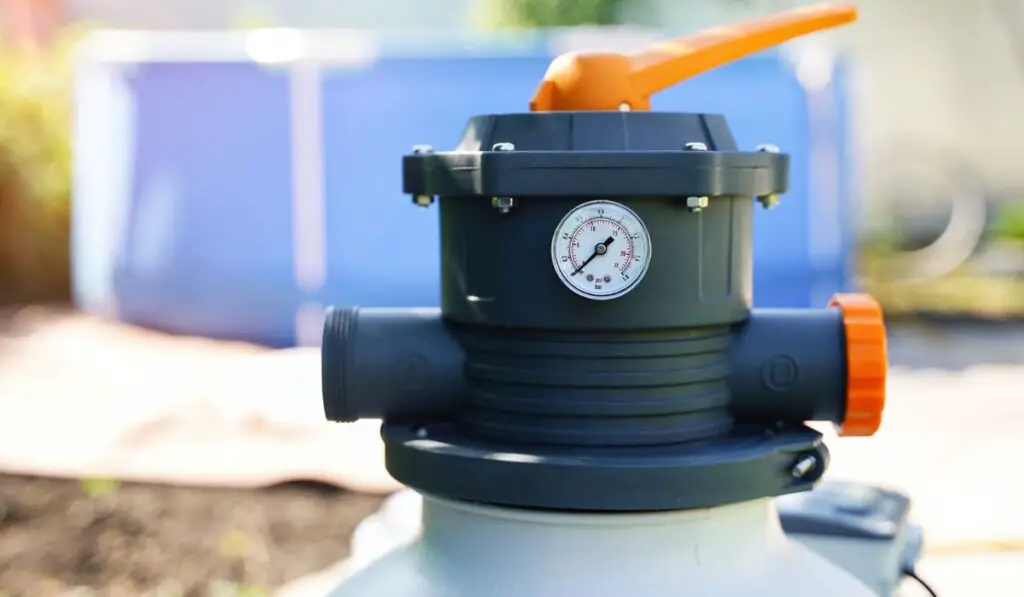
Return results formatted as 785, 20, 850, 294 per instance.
329, 492, 876, 597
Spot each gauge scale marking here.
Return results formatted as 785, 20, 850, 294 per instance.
551, 200, 653, 300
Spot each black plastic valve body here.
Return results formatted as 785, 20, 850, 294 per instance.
322, 111, 848, 512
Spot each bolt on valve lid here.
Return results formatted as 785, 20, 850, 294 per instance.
829, 293, 888, 437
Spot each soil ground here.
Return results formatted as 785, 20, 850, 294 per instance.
0, 474, 384, 597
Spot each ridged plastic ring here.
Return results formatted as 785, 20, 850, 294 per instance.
828, 293, 887, 437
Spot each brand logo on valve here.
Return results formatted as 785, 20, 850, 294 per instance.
394, 353, 431, 394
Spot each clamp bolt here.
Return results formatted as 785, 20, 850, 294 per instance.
791, 455, 818, 479
683, 143, 709, 211
686, 196, 709, 213
756, 144, 781, 210
411, 145, 436, 208
757, 194, 781, 210
491, 143, 516, 213
492, 196, 516, 214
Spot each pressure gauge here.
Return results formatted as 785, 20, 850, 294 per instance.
551, 200, 652, 300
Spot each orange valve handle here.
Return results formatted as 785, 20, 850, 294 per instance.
530, 3, 857, 112
829, 293, 888, 437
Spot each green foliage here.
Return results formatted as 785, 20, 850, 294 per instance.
207, 580, 270, 597
859, 199, 1024, 318
80, 476, 122, 498
991, 201, 1024, 243
483, 0, 632, 28
218, 529, 253, 561
0, 33, 77, 305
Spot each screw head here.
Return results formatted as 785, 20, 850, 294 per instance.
411, 144, 434, 154
412, 194, 434, 208
684, 142, 708, 151
757, 194, 781, 210
686, 196, 709, 212
492, 142, 516, 152
791, 455, 818, 478
492, 196, 516, 213
755, 145, 780, 208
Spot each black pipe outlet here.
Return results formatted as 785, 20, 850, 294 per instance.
321, 306, 464, 423
321, 306, 848, 428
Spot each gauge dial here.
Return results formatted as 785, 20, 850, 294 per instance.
550, 200, 652, 300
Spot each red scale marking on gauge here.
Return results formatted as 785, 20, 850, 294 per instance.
569, 228, 583, 265
568, 217, 636, 271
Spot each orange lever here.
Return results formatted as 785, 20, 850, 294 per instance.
530, 3, 857, 112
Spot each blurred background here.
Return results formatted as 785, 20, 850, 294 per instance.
0, 0, 1023, 596
2, 0, 1023, 326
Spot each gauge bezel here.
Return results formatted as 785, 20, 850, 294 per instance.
549, 199, 653, 301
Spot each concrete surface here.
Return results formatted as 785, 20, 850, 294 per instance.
0, 310, 401, 494
821, 362, 1024, 550
823, 325, 1024, 552
886, 321, 1024, 369
827, 324, 1024, 595
909, 552, 1024, 596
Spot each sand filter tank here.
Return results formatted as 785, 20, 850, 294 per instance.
319, 4, 894, 596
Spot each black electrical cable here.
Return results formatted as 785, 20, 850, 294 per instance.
902, 567, 939, 597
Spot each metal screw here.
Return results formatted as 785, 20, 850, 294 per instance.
490, 143, 516, 213
618, 102, 632, 112
410, 145, 436, 207
492, 196, 516, 214
415, 427, 428, 439
757, 194, 780, 210
684, 143, 709, 211
686, 196, 709, 213
755, 145, 781, 210
791, 455, 818, 479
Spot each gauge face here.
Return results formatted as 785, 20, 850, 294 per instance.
550, 200, 652, 300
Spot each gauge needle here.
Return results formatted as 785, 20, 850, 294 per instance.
571, 236, 615, 276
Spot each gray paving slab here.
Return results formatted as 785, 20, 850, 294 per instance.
823, 363, 1024, 549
